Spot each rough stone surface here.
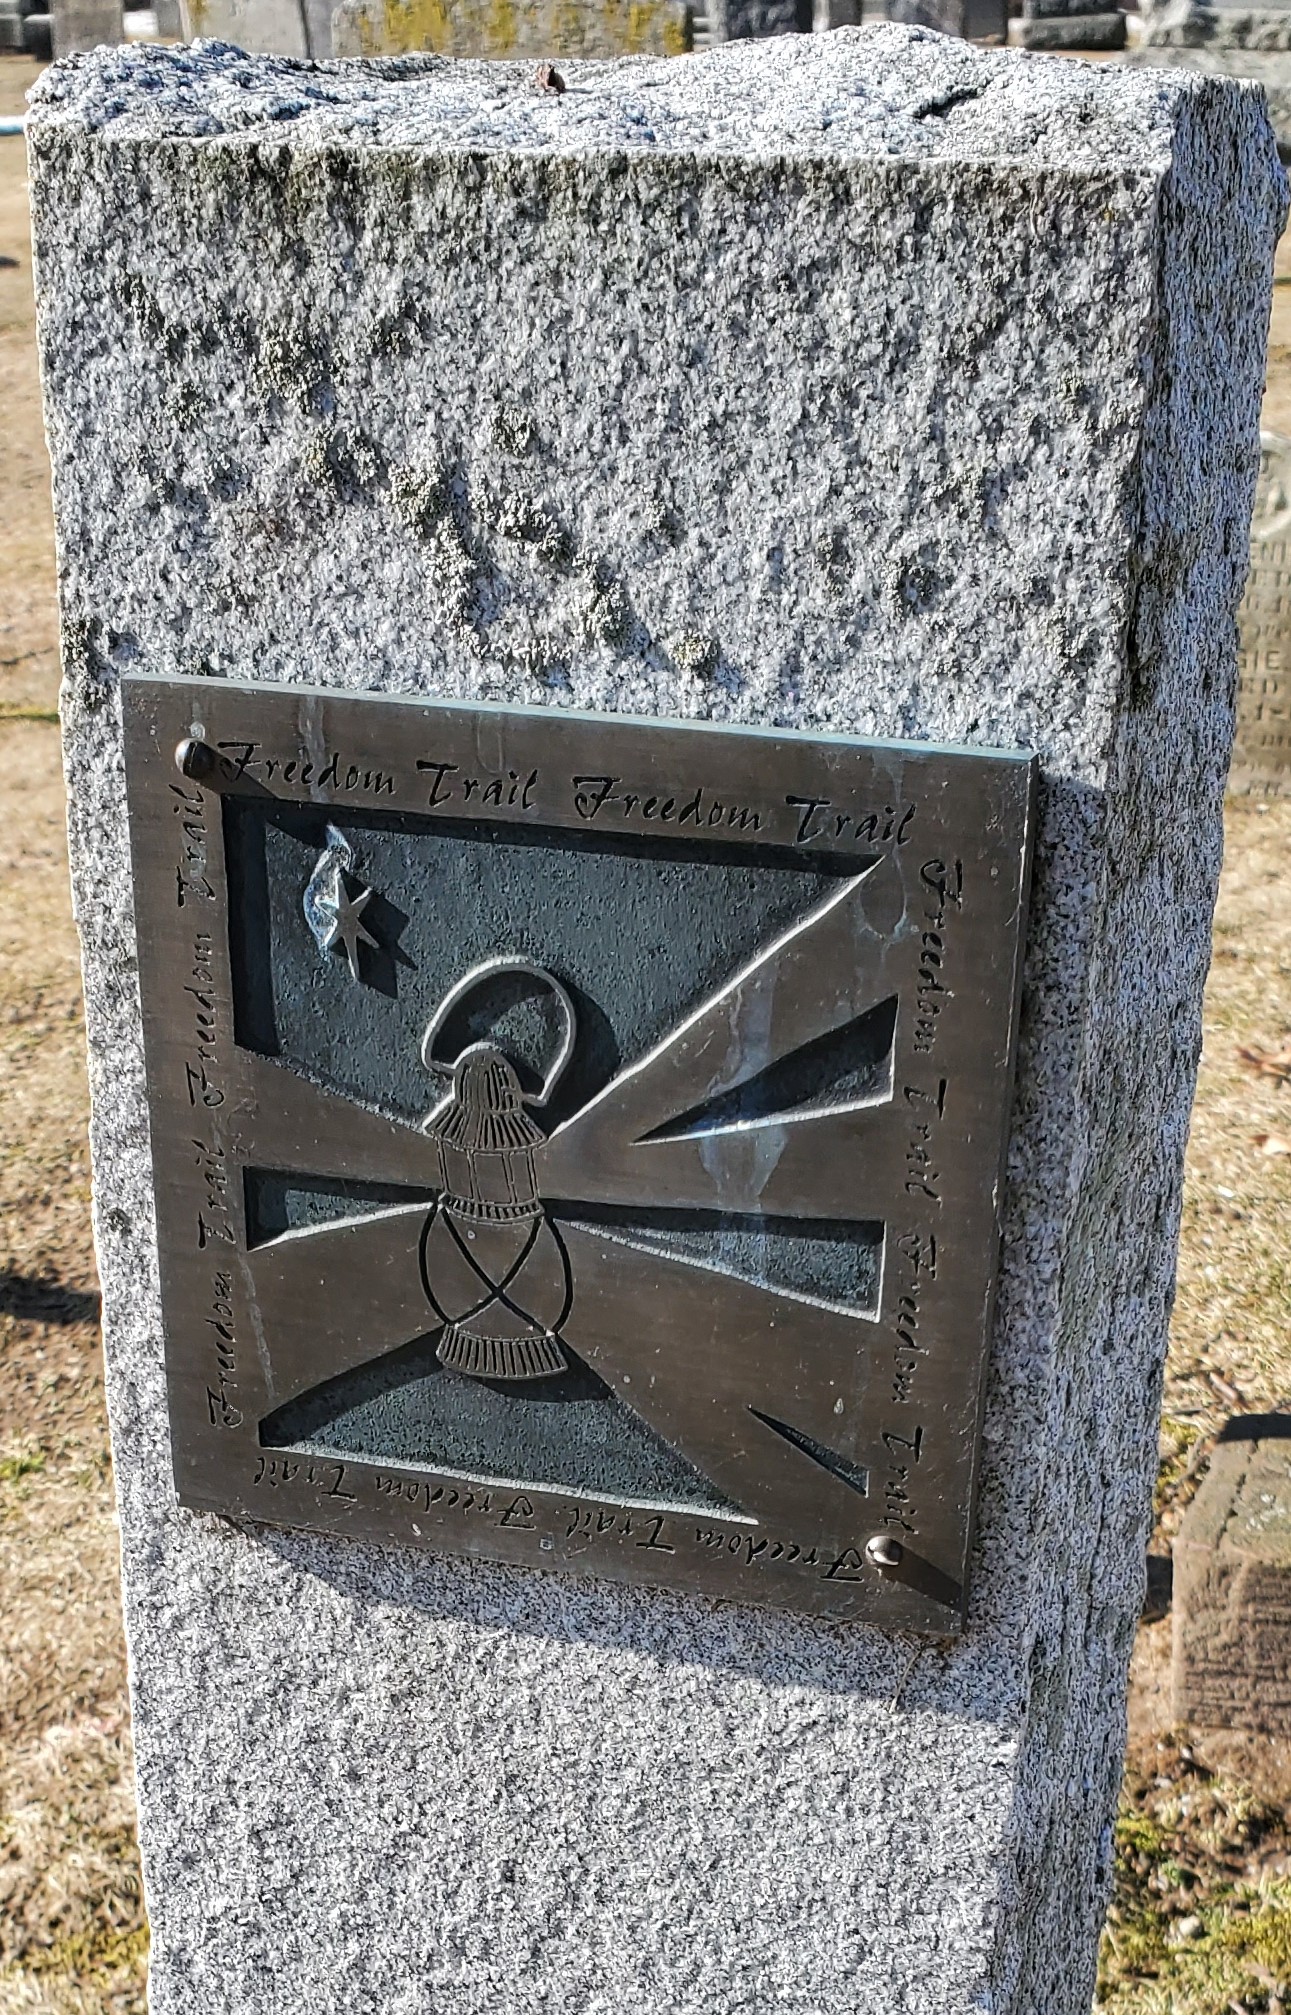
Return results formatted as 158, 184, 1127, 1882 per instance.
27, 28, 1284, 2015
1175, 1419, 1291, 1732
50, 0, 123, 53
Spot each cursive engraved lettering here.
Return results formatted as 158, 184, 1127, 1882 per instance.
253, 1454, 355, 1498
172, 782, 216, 907
572, 774, 761, 833
914, 858, 961, 1055
785, 795, 916, 850
219, 741, 396, 798
204, 1266, 241, 1427
891, 1229, 937, 1404
880, 1424, 924, 1533
416, 759, 539, 812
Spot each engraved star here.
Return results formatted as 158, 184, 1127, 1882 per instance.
319, 875, 378, 982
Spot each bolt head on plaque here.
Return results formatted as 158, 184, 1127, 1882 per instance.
126, 675, 1036, 1634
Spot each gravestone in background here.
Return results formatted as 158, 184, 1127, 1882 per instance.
178, 0, 314, 53
50, 0, 123, 54
1175, 1418, 1291, 1732
703, 0, 808, 36
1232, 429, 1291, 796
331, 0, 690, 57
885, 0, 1007, 41
1124, 1, 1291, 153
1013, 0, 1127, 50
27, 28, 1284, 2015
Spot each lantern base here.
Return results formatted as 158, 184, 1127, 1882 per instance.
436, 1324, 568, 1383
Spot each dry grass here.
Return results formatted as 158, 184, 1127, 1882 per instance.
1159, 800, 1291, 1518
0, 39, 1289, 2015
0, 56, 146, 2013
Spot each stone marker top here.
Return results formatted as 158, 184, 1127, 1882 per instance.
26, 21, 1245, 165
1178, 1421, 1291, 1566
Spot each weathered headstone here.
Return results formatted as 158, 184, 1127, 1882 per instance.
1014, 0, 1127, 50
327, 0, 804, 61
1124, 1, 1291, 153
1174, 1418, 1291, 1733
27, 29, 1284, 2015
177, 0, 311, 54
331, 0, 690, 58
50, 0, 122, 53
1232, 430, 1291, 796
705, 0, 807, 36
887, 0, 1008, 42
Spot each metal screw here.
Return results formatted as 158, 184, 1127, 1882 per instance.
865, 1534, 904, 1571
175, 738, 216, 782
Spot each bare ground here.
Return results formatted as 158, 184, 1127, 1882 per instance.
0, 42, 1290, 2015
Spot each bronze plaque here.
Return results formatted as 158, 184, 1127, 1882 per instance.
124, 674, 1035, 1633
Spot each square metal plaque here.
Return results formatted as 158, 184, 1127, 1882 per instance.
123, 674, 1035, 1633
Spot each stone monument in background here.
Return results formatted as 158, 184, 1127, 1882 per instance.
1124, 0, 1291, 153
1013, 0, 1126, 49
1231, 429, 1291, 795
1175, 1417, 1291, 1734
178, 0, 322, 49
27, 28, 1284, 2015
49, 0, 123, 55
175, 0, 811, 70
883, 0, 1007, 44
328, 0, 808, 64
329, 0, 691, 59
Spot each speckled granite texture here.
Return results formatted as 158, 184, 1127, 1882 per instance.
28, 29, 1285, 2015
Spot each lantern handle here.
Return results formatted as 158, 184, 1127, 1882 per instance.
421, 958, 577, 1108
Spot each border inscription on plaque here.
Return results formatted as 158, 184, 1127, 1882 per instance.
124, 675, 1036, 1633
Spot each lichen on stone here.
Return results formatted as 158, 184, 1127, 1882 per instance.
495, 491, 573, 569
389, 459, 453, 533
670, 630, 718, 679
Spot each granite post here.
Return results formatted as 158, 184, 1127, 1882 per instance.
28, 29, 1284, 2015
